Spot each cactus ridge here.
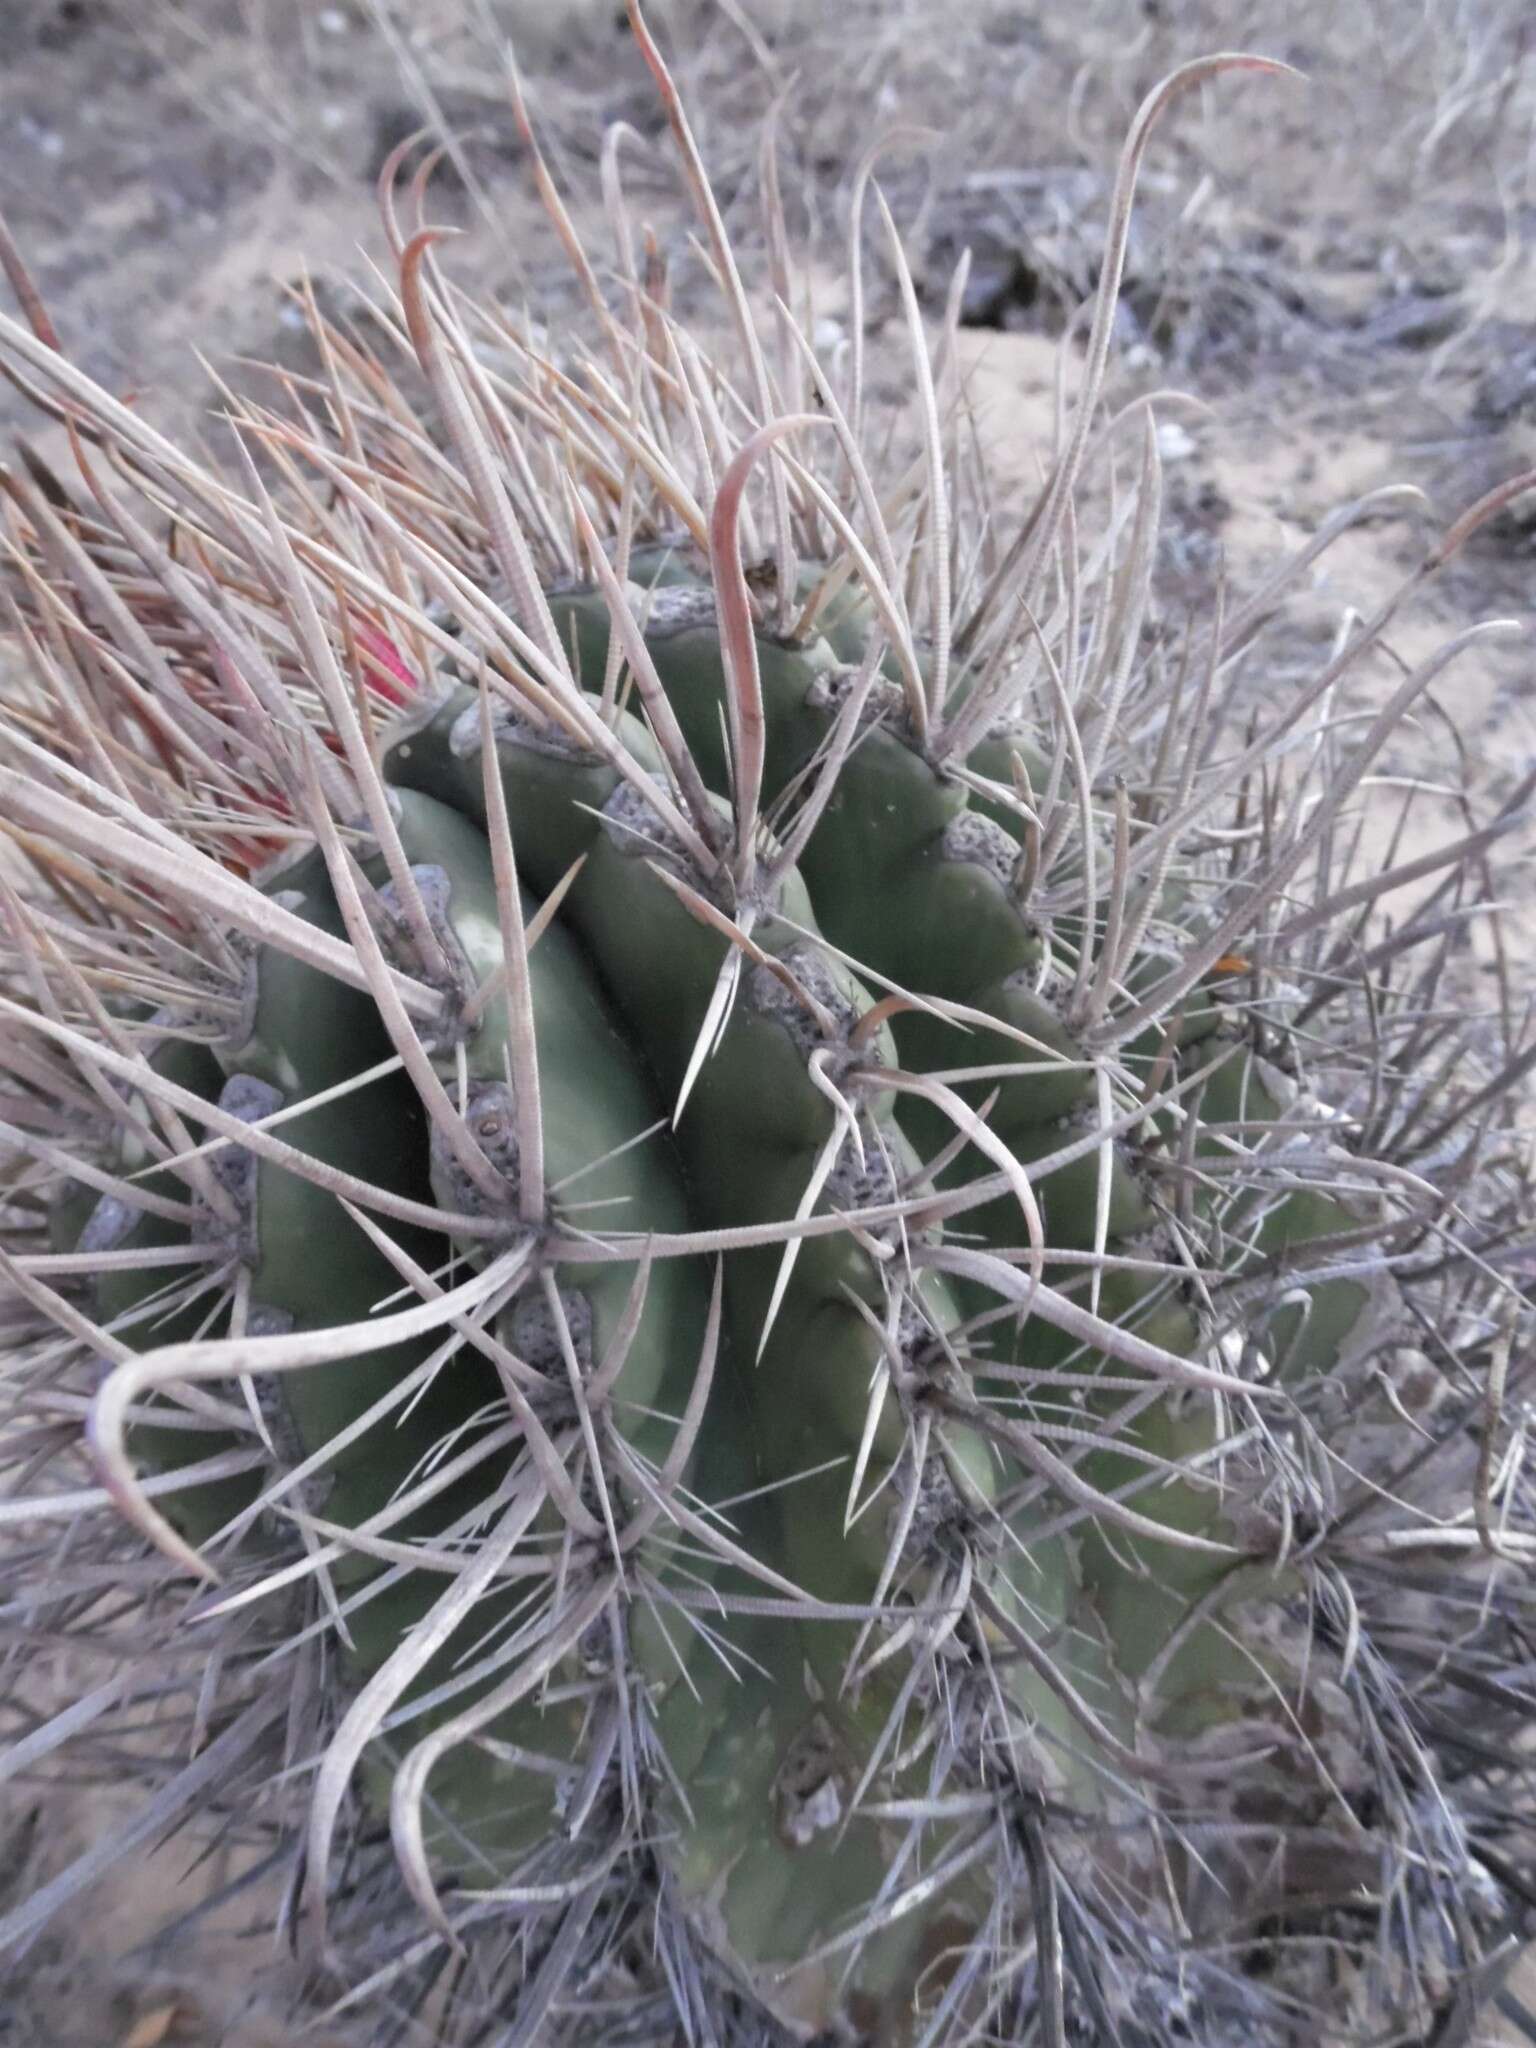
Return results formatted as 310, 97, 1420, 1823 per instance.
1, 13, 1533, 2045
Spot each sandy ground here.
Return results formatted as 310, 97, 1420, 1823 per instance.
2, 1, 1534, 2042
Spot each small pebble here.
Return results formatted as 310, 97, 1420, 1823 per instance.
1155, 420, 1197, 462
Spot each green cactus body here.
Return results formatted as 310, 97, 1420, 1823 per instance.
379, 654, 1111, 2008
39, 566, 1384, 2033
521, 582, 1389, 1792
364, 591, 1324, 2018
1076, 1048, 1382, 1721
51, 810, 719, 1864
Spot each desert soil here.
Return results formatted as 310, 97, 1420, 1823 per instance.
1, 1, 1533, 2043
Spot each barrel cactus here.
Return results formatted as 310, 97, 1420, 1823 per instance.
1, 12, 1533, 2044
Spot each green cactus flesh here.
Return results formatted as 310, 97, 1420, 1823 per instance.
37, 538, 1393, 2039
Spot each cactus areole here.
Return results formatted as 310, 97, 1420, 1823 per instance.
1, 11, 1531, 2045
